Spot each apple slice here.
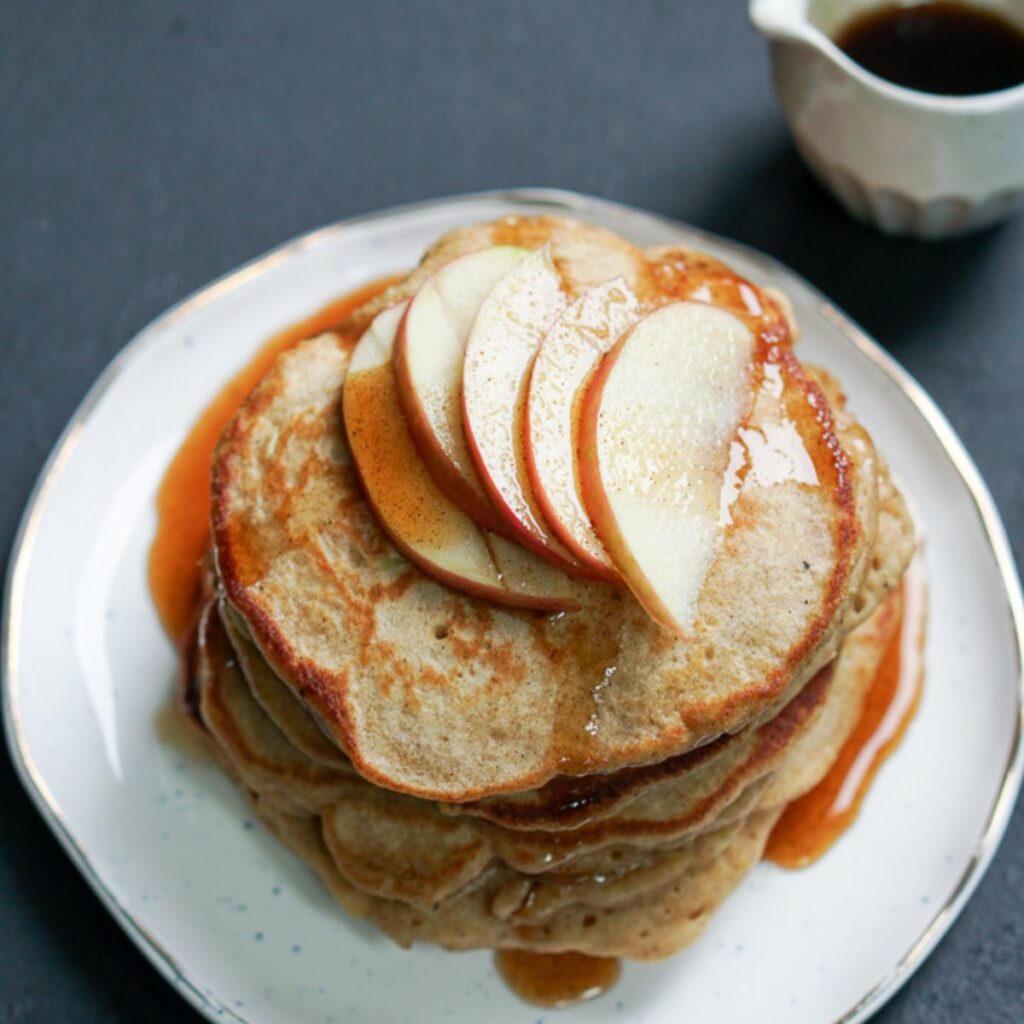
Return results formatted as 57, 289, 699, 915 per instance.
394, 246, 528, 534
343, 303, 578, 612
462, 246, 593, 576
578, 302, 755, 635
525, 278, 641, 581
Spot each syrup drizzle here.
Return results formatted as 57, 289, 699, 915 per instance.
147, 278, 396, 641
494, 950, 621, 1008
766, 554, 927, 868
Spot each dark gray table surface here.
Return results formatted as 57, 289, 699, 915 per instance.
2, 3, 1022, 1021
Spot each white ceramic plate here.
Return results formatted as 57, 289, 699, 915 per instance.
4, 190, 1022, 1024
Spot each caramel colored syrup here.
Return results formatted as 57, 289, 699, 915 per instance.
147, 277, 398, 642
494, 950, 621, 1009
765, 555, 927, 868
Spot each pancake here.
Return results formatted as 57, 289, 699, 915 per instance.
195, 591, 777, 882
220, 600, 351, 771
261, 798, 779, 961
212, 336, 873, 801
361, 809, 782, 961
444, 720, 765, 832
197, 604, 356, 816
491, 817, 748, 924
810, 366, 913, 633
192, 583, 899, 915
238, 593, 897, 959
213, 215, 889, 801
195, 626, 766, 926
758, 582, 903, 808
221, 579, 777, 832
442, 452, 906, 832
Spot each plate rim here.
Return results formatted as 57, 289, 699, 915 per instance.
3, 186, 1022, 1024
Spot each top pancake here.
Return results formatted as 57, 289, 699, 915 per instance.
212, 216, 879, 801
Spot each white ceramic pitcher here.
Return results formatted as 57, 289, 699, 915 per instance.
750, 0, 1024, 238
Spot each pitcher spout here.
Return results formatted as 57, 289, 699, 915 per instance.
749, 0, 817, 45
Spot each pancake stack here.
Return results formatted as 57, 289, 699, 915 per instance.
181, 216, 914, 962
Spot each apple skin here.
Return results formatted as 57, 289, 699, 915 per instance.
344, 302, 578, 612
524, 278, 641, 583
393, 300, 509, 536
358, 486, 579, 613
460, 248, 606, 581
470, 447, 610, 580
577, 302, 754, 634
392, 247, 525, 537
525, 431, 620, 582
525, 417, 621, 583
576, 328, 674, 625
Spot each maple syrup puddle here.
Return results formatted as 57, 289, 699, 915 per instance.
766, 553, 927, 868
494, 950, 621, 1008
148, 276, 397, 642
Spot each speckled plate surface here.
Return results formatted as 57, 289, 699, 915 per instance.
4, 190, 1022, 1024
